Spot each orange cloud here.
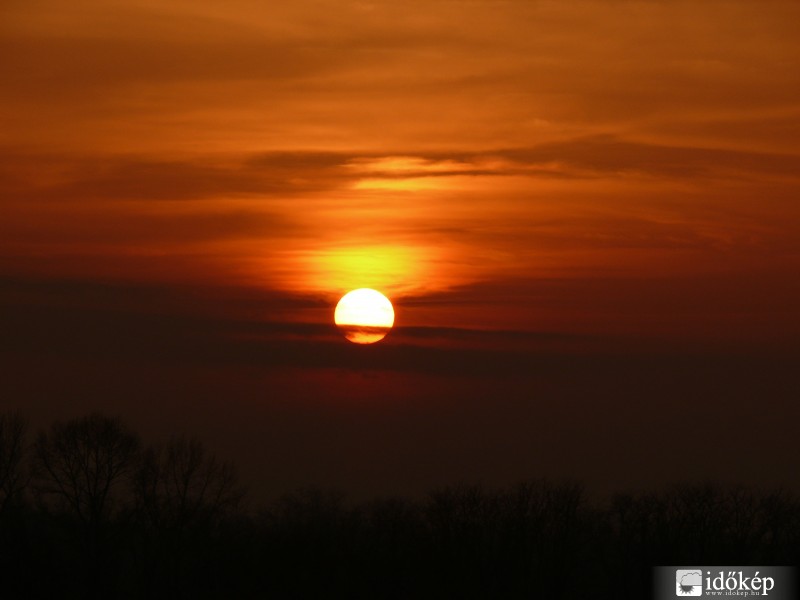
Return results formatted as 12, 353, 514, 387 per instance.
1, 0, 799, 342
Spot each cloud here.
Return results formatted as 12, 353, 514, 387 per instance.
0, 149, 357, 202
680, 571, 703, 588
1, 0, 799, 348
4, 0, 799, 156
4, 134, 798, 211
496, 136, 800, 181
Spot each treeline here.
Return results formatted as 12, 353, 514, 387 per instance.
0, 412, 799, 599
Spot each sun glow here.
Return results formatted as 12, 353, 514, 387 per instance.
301, 245, 430, 296
334, 288, 395, 344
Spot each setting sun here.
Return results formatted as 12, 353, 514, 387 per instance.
334, 288, 395, 344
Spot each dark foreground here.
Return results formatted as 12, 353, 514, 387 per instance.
0, 413, 798, 599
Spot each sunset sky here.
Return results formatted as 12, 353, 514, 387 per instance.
2, 0, 799, 500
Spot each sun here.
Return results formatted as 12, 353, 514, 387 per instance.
334, 288, 395, 344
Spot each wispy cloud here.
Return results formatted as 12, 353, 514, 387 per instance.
1, 0, 799, 341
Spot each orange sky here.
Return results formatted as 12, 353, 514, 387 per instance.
2, 0, 799, 343
3, 0, 800, 499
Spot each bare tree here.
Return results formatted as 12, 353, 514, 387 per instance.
131, 436, 243, 596
134, 435, 242, 532
0, 412, 28, 514
33, 412, 140, 526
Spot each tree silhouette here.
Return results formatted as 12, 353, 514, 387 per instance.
132, 435, 243, 598
134, 435, 242, 532
0, 410, 796, 599
33, 412, 140, 525
31, 413, 140, 597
